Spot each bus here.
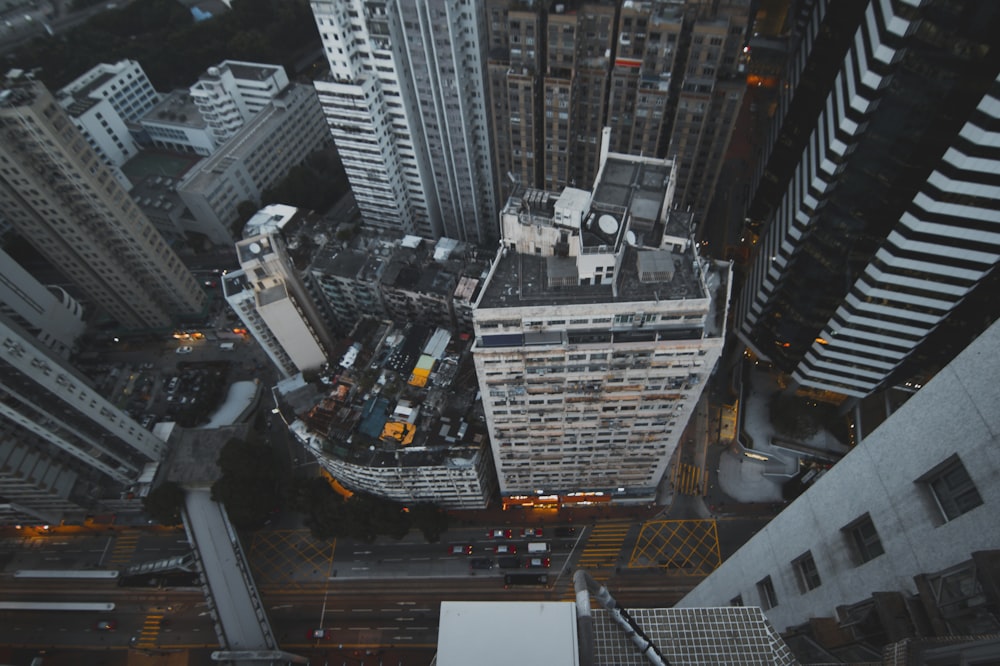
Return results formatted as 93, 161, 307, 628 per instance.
14, 570, 120, 580
503, 573, 549, 589
0, 602, 115, 612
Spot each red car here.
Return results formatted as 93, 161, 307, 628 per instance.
449, 544, 473, 555
307, 628, 330, 640
520, 527, 543, 538
487, 528, 513, 538
494, 544, 518, 554
94, 619, 117, 631
525, 557, 551, 568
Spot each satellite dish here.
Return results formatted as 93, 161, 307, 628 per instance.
598, 214, 619, 236
248, 242, 262, 254
626, 230, 637, 246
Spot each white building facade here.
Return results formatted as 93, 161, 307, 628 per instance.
56, 60, 158, 178
223, 205, 335, 378
177, 84, 331, 242
472, 150, 730, 506
189, 60, 290, 144
310, 0, 497, 245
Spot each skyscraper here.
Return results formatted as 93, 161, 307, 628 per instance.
472, 138, 730, 506
736, 0, 1000, 398
223, 205, 336, 378
310, 0, 498, 246
0, 313, 166, 525
677, 315, 1000, 657
0, 75, 207, 330
485, 0, 749, 215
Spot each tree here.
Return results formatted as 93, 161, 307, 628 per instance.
769, 393, 822, 441
142, 481, 185, 526
409, 503, 450, 543
211, 437, 280, 529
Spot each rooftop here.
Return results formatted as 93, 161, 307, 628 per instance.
478, 244, 708, 310
279, 319, 488, 470
143, 90, 205, 128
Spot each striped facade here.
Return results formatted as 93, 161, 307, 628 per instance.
737, 0, 1000, 397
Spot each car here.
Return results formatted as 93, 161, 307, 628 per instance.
448, 544, 473, 555
175, 346, 193, 355
525, 557, 551, 568
494, 544, 517, 554
555, 526, 577, 538
307, 628, 330, 640
497, 556, 522, 569
94, 619, 117, 631
520, 527, 543, 538
487, 528, 512, 539
470, 558, 494, 570
166, 377, 179, 393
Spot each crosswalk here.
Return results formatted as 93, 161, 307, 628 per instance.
674, 462, 705, 496
105, 530, 140, 568
134, 613, 164, 650
558, 520, 633, 599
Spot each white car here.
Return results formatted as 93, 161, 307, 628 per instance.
175, 346, 193, 354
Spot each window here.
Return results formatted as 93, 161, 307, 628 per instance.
919, 455, 983, 521
843, 513, 884, 564
756, 576, 777, 609
793, 551, 821, 592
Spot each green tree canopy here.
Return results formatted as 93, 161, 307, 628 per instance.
142, 481, 185, 526
211, 437, 280, 529
291, 477, 442, 543
408, 502, 450, 543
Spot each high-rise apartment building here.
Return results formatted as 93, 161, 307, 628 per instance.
737, 0, 1000, 398
223, 205, 335, 378
678, 316, 1000, 656
0, 76, 207, 330
472, 140, 730, 505
189, 60, 290, 145
485, 0, 748, 215
0, 313, 167, 525
310, 0, 498, 246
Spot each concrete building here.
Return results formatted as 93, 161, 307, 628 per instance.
0, 247, 85, 358
281, 319, 495, 509
0, 76, 207, 330
678, 316, 1000, 658
139, 89, 216, 155
310, 0, 498, 246
223, 205, 336, 378
484, 0, 749, 216
472, 142, 731, 506
176, 83, 331, 242
0, 313, 166, 526
736, 0, 1000, 398
308, 233, 491, 338
56, 59, 159, 124
55, 60, 159, 171
189, 60, 289, 145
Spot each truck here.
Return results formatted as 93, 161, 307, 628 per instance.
527, 541, 550, 554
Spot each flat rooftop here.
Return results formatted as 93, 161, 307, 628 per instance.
284, 319, 488, 469
478, 244, 706, 310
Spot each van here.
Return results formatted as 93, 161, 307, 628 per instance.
527, 542, 550, 554
219, 342, 235, 351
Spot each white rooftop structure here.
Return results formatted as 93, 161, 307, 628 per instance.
436, 601, 579, 666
